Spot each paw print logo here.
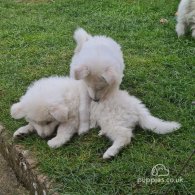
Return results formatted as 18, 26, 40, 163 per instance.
151, 164, 169, 177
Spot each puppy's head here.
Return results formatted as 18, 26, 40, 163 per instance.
74, 65, 120, 101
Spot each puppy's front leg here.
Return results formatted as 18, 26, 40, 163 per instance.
176, 21, 186, 37
191, 25, 195, 38
13, 123, 34, 139
48, 121, 77, 148
78, 90, 91, 135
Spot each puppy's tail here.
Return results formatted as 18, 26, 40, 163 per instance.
73, 28, 92, 53
137, 102, 181, 134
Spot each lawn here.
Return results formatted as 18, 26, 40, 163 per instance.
0, 0, 195, 194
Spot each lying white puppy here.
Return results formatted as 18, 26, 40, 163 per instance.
176, 0, 195, 37
11, 77, 181, 159
69, 28, 125, 135
11, 77, 86, 148
90, 91, 181, 159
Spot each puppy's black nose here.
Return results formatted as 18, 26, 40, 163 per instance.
93, 98, 100, 102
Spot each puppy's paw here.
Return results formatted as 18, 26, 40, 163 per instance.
103, 150, 116, 159
13, 131, 26, 139
13, 126, 29, 139
78, 129, 89, 135
78, 124, 89, 135
103, 152, 114, 159
47, 138, 63, 149
176, 23, 186, 37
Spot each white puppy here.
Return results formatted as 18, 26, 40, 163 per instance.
70, 28, 125, 135
176, 0, 195, 37
90, 90, 181, 159
11, 76, 87, 148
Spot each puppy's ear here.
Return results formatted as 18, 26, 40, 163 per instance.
101, 67, 118, 85
74, 65, 89, 80
11, 103, 25, 119
49, 105, 69, 122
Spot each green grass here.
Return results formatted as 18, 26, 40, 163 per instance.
1, 0, 195, 194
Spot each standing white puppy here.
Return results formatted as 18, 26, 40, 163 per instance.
70, 28, 125, 135
176, 0, 195, 37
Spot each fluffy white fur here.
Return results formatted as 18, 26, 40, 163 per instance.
176, 0, 195, 37
69, 28, 125, 135
11, 77, 181, 158
11, 77, 87, 148
90, 90, 181, 159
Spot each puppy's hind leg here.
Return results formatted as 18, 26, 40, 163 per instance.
48, 121, 77, 148
103, 130, 133, 159
13, 123, 34, 139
